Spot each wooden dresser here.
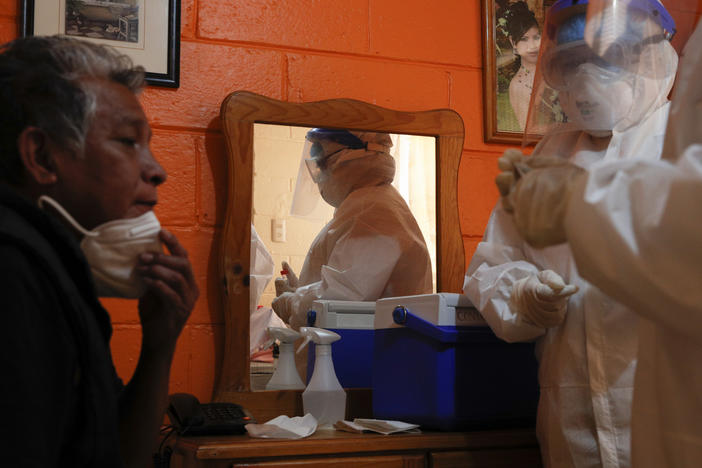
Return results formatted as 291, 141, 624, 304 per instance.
169, 427, 542, 467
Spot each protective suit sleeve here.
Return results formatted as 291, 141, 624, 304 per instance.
274, 221, 402, 330
564, 145, 702, 342
463, 204, 549, 343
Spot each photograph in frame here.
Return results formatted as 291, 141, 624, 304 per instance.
21, 0, 180, 88
482, 0, 558, 144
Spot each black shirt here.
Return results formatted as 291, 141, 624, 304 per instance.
0, 185, 124, 467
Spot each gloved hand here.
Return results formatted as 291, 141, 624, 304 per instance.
274, 261, 299, 296
271, 292, 294, 323
495, 149, 529, 213
510, 270, 579, 328
495, 149, 571, 214
509, 164, 586, 248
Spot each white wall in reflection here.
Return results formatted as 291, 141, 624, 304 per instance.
252, 124, 436, 309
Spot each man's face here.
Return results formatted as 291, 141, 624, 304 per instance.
49, 78, 166, 230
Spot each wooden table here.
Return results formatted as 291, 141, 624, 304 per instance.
169, 427, 542, 467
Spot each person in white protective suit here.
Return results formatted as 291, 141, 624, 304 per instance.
497, 10, 702, 468
272, 129, 433, 330
249, 224, 286, 357
462, 1, 678, 467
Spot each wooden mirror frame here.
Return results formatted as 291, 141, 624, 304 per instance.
214, 91, 465, 418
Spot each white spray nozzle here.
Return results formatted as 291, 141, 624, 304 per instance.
296, 327, 341, 354
267, 326, 301, 344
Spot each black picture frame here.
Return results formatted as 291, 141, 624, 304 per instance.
20, 0, 180, 88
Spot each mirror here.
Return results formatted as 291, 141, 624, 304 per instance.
250, 125, 438, 390
215, 92, 464, 414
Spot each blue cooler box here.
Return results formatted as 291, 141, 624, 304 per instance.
373, 293, 538, 430
305, 299, 375, 388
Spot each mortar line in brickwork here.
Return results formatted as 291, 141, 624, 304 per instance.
281, 54, 289, 98
181, 38, 481, 72
366, 0, 372, 53
447, 71, 453, 109
193, 0, 201, 37
148, 125, 221, 136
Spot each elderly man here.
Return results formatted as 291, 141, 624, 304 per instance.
0, 35, 198, 467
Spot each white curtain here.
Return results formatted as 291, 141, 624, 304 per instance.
390, 134, 437, 291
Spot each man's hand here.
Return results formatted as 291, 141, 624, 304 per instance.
136, 229, 199, 350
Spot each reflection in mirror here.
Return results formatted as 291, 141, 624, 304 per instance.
216, 92, 463, 417
249, 124, 437, 390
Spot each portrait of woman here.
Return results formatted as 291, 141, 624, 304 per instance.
505, 2, 541, 130
491, 0, 555, 136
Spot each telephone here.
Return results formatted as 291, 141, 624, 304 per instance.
166, 393, 255, 436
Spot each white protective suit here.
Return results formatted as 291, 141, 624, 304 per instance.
249, 224, 286, 356
559, 21, 702, 468
273, 133, 433, 330
463, 41, 677, 468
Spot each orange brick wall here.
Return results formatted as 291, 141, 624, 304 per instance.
1, 0, 700, 402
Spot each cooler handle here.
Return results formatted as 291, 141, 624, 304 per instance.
392, 306, 484, 343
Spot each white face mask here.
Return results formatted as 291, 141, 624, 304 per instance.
559, 63, 634, 136
38, 196, 163, 298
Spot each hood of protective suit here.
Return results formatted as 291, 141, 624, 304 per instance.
662, 22, 702, 161
614, 41, 678, 134
317, 132, 395, 207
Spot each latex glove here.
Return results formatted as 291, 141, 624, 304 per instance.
495, 149, 529, 212
495, 149, 571, 213
271, 292, 295, 323
510, 270, 579, 328
509, 164, 586, 248
274, 261, 299, 296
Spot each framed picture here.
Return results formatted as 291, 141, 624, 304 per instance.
482, 0, 555, 144
20, 0, 180, 88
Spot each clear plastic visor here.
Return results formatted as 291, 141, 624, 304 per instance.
290, 140, 324, 217
542, 41, 629, 90
584, 0, 676, 78
522, 0, 677, 144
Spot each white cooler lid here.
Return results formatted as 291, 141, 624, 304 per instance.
374, 293, 485, 329
310, 299, 375, 329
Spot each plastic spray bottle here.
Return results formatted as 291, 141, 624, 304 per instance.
265, 327, 305, 390
297, 327, 346, 426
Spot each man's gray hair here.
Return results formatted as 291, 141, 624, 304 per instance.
0, 35, 145, 184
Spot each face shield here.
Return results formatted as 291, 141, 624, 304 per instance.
523, 0, 677, 142
290, 129, 392, 216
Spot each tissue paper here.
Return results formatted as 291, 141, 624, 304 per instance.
245, 414, 318, 439
334, 418, 420, 435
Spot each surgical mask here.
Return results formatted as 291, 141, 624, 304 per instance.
559, 63, 634, 136
38, 195, 163, 298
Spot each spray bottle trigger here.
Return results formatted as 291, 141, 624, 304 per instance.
296, 337, 310, 354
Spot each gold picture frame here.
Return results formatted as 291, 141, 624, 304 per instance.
482, 0, 553, 144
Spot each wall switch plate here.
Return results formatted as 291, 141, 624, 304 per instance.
272, 218, 286, 242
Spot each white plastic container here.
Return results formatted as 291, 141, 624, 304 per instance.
299, 327, 346, 426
